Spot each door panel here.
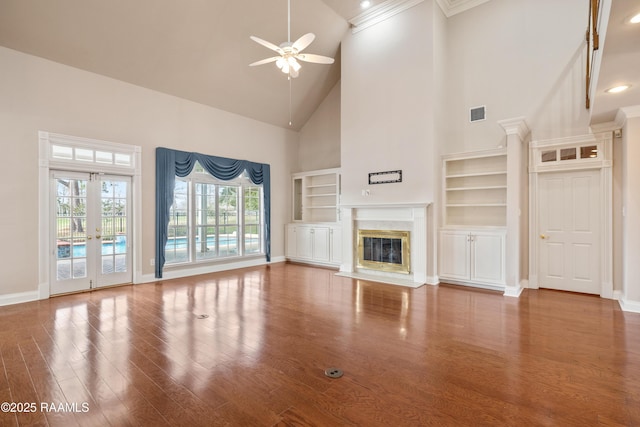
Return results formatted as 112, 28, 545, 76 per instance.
439, 231, 470, 280
471, 233, 505, 284
52, 172, 92, 294
51, 172, 132, 295
97, 176, 131, 287
538, 170, 600, 294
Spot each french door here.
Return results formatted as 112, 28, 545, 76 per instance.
51, 171, 132, 295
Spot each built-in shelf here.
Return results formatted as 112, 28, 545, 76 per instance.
442, 148, 507, 227
292, 168, 340, 223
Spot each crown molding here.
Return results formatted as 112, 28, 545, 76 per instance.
615, 105, 640, 127
497, 117, 530, 141
349, 0, 424, 33
434, 0, 492, 18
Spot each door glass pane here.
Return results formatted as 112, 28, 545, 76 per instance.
100, 179, 128, 275
55, 178, 88, 280
580, 145, 598, 159
560, 148, 577, 160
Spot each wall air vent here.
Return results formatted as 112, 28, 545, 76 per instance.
469, 105, 486, 122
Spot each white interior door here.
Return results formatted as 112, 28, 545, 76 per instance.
538, 169, 600, 294
51, 172, 132, 295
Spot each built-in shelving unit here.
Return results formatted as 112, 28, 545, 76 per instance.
442, 148, 507, 227
288, 168, 342, 267
292, 168, 340, 223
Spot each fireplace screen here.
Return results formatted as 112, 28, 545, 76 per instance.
357, 229, 410, 274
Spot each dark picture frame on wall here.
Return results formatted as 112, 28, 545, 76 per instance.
368, 170, 402, 185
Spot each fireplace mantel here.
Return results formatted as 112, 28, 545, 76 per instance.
338, 203, 431, 288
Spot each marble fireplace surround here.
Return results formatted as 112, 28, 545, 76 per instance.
337, 204, 430, 288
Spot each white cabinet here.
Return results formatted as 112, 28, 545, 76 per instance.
439, 229, 506, 288
286, 224, 341, 267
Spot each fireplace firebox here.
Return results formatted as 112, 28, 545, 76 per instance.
357, 229, 410, 274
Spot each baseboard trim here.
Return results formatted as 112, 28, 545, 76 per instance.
141, 256, 285, 284
0, 290, 39, 307
618, 296, 640, 313
426, 275, 439, 286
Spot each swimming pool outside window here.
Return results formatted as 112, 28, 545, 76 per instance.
164, 165, 263, 265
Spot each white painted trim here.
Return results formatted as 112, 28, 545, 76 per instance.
0, 291, 39, 307
616, 105, 640, 126
618, 296, 640, 313
426, 275, 439, 285
590, 121, 620, 133
440, 278, 505, 293
38, 131, 142, 298
349, 0, 424, 33
503, 285, 523, 298
336, 271, 424, 288
150, 257, 281, 283
613, 290, 623, 300
39, 282, 49, 300
497, 116, 530, 141
434, 0, 491, 17
529, 133, 613, 299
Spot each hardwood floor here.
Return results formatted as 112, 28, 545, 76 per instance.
1, 262, 639, 426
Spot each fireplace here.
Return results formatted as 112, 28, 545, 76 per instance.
357, 229, 410, 274
337, 203, 431, 288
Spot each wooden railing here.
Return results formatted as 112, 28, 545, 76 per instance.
585, 0, 601, 109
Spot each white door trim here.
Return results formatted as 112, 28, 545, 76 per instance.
528, 132, 613, 298
38, 131, 142, 299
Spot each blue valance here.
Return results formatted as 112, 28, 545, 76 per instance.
155, 147, 271, 278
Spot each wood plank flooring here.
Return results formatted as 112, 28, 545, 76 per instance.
1, 262, 639, 426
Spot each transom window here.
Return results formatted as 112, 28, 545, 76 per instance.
165, 163, 263, 265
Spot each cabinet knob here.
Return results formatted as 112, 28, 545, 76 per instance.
540, 234, 547, 239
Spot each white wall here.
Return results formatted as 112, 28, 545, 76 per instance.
297, 81, 341, 172
341, 1, 437, 206
620, 111, 640, 307
445, 0, 591, 153
0, 46, 297, 297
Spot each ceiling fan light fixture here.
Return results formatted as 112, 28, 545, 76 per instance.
606, 84, 631, 93
630, 13, 640, 24
360, 0, 372, 8
288, 57, 301, 72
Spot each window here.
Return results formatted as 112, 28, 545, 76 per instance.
165, 163, 263, 265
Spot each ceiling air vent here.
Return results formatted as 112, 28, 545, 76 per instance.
469, 105, 486, 122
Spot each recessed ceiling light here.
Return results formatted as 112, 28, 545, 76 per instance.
630, 13, 640, 24
606, 85, 631, 93
360, 0, 371, 8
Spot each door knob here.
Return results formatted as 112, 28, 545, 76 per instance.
87, 236, 93, 240
96, 235, 101, 239
540, 234, 547, 239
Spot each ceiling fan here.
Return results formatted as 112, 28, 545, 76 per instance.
249, 0, 335, 78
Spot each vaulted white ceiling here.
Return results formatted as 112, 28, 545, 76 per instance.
0, 0, 637, 129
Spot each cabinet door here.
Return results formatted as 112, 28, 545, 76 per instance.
312, 227, 331, 263
330, 226, 342, 264
285, 224, 297, 258
295, 226, 314, 260
470, 232, 505, 285
439, 231, 470, 280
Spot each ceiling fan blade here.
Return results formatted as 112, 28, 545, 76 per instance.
249, 57, 281, 67
296, 53, 335, 64
250, 36, 283, 54
292, 33, 315, 52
